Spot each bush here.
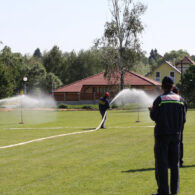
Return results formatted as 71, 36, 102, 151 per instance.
111, 104, 119, 109
58, 104, 68, 109
82, 105, 93, 109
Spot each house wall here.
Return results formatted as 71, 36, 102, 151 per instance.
81, 85, 119, 99
54, 85, 161, 102
147, 62, 181, 84
176, 64, 190, 73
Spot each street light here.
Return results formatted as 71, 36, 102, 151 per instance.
23, 77, 28, 94
19, 77, 27, 124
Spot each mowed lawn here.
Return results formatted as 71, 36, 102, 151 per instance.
0, 109, 194, 195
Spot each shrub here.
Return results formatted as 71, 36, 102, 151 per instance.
82, 105, 93, 109
112, 104, 119, 109
58, 104, 68, 109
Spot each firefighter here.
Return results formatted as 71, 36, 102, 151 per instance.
99, 92, 110, 128
172, 86, 187, 167
149, 76, 186, 195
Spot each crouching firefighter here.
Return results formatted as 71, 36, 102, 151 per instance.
98, 92, 110, 128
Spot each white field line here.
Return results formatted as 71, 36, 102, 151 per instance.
0, 125, 154, 150
109, 126, 154, 128
4, 127, 84, 130
0, 107, 154, 150
0, 129, 98, 149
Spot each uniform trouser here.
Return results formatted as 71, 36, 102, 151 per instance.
180, 132, 183, 165
100, 110, 107, 128
154, 134, 180, 195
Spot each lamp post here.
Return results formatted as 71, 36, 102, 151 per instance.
23, 77, 28, 94
19, 77, 27, 124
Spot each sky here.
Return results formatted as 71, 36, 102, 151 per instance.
0, 0, 195, 56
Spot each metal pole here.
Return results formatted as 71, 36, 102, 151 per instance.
52, 81, 54, 97
136, 97, 140, 123
19, 90, 24, 124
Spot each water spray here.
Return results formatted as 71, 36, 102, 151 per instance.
95, 88, 155, 129
0, 92, 57, 125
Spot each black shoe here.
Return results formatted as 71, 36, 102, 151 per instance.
180, 161, 183, 168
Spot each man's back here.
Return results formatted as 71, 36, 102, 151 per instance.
150, 91, 186, 136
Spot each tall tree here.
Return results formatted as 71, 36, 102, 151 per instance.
33, 48, 42, 58
96, 0, 146, 89
42, 46, 64, 78
157, 50, 189, 66
179, 65, 195, 107
44, 72, 63, 93
148, 49, 161, 70
0, 64, 14, 98
24, 59, 47, 92
0, 46, 25, 94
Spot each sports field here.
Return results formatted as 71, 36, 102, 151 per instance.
0, 109, 194, 195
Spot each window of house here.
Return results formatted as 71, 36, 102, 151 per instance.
100, 87, 104, 96
170, 72, 175, 82
155, 72, 160, 82
92, 87, 96, 93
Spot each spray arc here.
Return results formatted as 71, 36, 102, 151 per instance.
95, 88, 155, 130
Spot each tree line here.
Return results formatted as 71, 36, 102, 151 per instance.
0, 0, 195, 107
0, 45, 194, 98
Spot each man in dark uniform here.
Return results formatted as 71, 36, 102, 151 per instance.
172, 86, 187, 167
149, 77, 186, 195
99, 92, 110, 128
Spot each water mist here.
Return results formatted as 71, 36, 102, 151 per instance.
0, 93, 57, 124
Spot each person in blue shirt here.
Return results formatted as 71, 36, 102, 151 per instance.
99, 92, 110, 128
149, 76, 186, 195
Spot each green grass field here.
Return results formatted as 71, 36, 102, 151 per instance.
0, 109, 194, 195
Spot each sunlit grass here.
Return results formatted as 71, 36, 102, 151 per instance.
0, 109, 194, 194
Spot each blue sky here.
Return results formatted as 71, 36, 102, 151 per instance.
0, 0, 195, 56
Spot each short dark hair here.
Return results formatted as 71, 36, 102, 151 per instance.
162, 76, 174, 90
172, 86, 179, 94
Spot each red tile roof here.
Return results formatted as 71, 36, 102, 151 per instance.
54, 71, 161, 93
178, 56, 195, 65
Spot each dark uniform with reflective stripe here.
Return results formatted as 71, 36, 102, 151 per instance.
99, 96, 110, 128
150, 91, 186, 195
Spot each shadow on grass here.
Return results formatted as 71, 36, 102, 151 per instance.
122, 167, 155, 173
122, 165, 195, 173
181, 164, 195, 168
82, 128, 96, 130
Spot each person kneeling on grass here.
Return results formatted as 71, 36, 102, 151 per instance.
98, 92, 110, 129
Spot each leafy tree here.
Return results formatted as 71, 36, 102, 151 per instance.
0, 46, 25, 94
33, 48, 42, 58
148, 49, 161, 70
179, 65, 195, 107
132, 58, 150, 75
0, 64, 14, 98
95, 0, 147, 89
42, 46, 64, 78
45, 72, 63, 93
66, 49, 103, 84
24, 60, 47, 92
157, 50, 189, 66
191, 55, 195, 61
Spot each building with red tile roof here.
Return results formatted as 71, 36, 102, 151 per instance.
54, 71, 161, 103
176, 56, 195, 73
